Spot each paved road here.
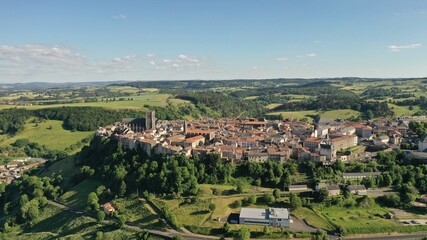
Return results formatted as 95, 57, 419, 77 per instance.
345, 233, 427, 240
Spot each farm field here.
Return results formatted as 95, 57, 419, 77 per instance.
0, 93, 188, 110
268, 109, 361, 121
0, 120, 92, 151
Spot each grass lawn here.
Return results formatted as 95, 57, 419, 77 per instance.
0, 92, 176, 110
59, 179, 102, 209
316, 205, 397, 232
39, 156, 80, 190
0, 120, 93, 151
388, 103, 419, 117
268, 109, 360, 121
111, 196, 167, 230
293, 207, 334, 231
266, 103, 281, 110
320, 109, 360, 119
268, 110, 317, 121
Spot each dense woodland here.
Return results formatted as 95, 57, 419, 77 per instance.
76, 137, 302, 198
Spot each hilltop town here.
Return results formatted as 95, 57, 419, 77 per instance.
96, 111, 427, 165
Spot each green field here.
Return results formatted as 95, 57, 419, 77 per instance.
39, 156, 80, 190
0, 120, 92, 151
388, 103, 419, 116
59, 179, 102, 209
268, 110, 317, 121
269, 109, 360, 121
3, 203, 165, 240
112, 196, 167, 229
293, 207, 334, 231
320, 109, 360, 119
316, 205, 397, 232
0, 93, 188, 110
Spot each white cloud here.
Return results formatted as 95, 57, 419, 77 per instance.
112, 14, 127, 20
0, 45, 207, 81
388, 43, 421, 52
275, 57, 288, 62
251, 66, 258, 70
313, 40, 321, 43
297, 53, 317, 58
112, 55, 139, 62
178, 54, 199, 63
0, 44, 142, 75
158, 54, 202, 70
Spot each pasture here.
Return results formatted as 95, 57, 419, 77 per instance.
0, 120, 93, 151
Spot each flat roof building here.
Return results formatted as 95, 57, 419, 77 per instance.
239, 207, 291, 227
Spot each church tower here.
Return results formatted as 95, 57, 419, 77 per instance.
145, 110, 156, 130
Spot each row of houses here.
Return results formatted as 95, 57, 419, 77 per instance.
0, 158, 47, 184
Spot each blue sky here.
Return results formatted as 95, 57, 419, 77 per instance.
1, 0, 427, 82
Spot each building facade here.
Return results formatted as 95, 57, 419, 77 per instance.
239, 207, 291, 227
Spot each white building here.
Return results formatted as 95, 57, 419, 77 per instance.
239, 207, 291, 227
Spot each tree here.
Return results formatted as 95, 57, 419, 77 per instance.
209, 203, 216, 212
87, 192, 100, 211
234, 227, 250, 240
379, 193, 400, 207
223, 222, 230, 233
248, 195, 257, 205
119, 181, 127, 196
400, 183, 419, 204
263, 226, 271, 235
97, 211, 106, 223
317, 188, 329, 203
137, 231, 150, 240
231, 200, 242, 208
359, 195, 374, 208
273, 189, 281, 199
19, 194, 29, 207
289, 192, 302, 209
95, 231, 104, 240
21, 199, 40, 223
236, 180, 245, 193
173, 236, 185, 240
312, 229, 329, 240
263, 193, 275, 205
116, 214, 126, 228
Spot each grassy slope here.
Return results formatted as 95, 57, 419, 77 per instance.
4, 204, 165, 240
293, 207, 334, 231
59, 179, 102, 209
0, 120, 92, 151
39, 156, 80, 190
112, 196, 167, 230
